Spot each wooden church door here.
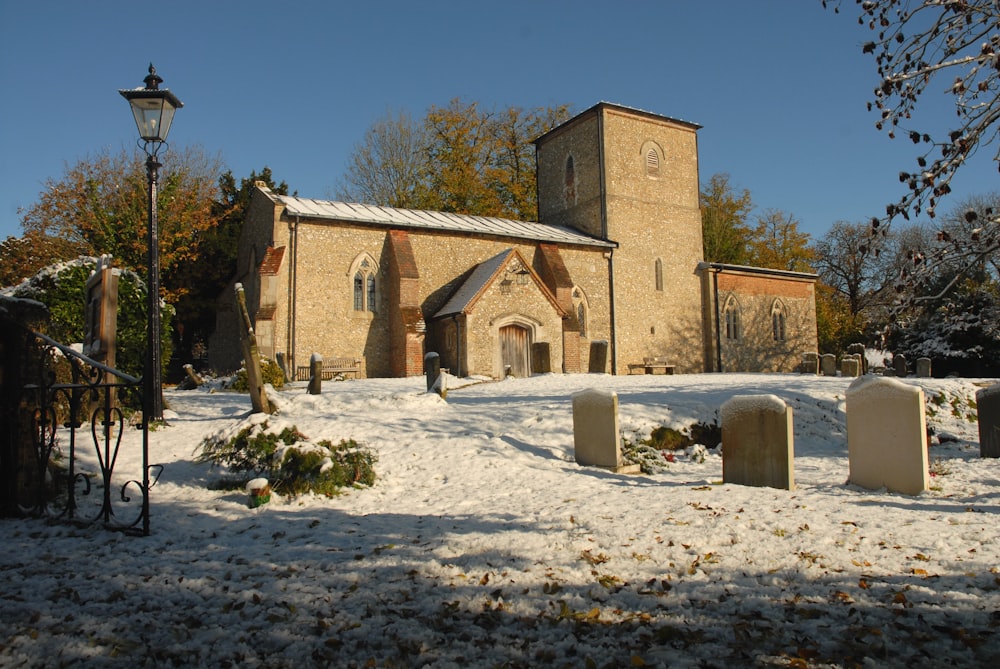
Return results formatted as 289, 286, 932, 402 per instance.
499, 324, 531, 377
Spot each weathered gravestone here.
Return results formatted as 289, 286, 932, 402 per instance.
531, 342, 551, 375
820, 353, 837, 377
307, 353, 323, 395
571, 388, 640, 473
800, 352, 819, 375
424, 351, 445, 397
846, 376, 928, 495
840, 355, 860, 378
916, 357, 932, 378
893, 354, 908, 377
847, 343, 869, 374
720, 395, 795, 490
977, 383, 1000, 458
588, 340, 609, 374
276, 352, 289, 382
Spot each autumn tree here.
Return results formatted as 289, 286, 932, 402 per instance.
746, 208, 815, 272
700, 173, 754, 265
826, 0, 1000, 304
18, 145, 224, 305
483, 103, 572, 221
0, 231, 86, 288
334, 100, 572, 220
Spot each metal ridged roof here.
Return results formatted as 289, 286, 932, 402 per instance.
278, 196, 615, 248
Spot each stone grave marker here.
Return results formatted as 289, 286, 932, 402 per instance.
307, 353, 323, 395
531, 342, 551, 374
588, 340, 609, 374
800, 352, 819, 374
571, 388, 640, 474
846, 376, 928, 495
820, 353, 837, 376
916, 357, 932, 378
425, 352, 445, 397
893, 354, 908, 377
720, 394, 795, 490
840, 355, 860, 378
847, 343, 869, 374
977, 383, 1000, 458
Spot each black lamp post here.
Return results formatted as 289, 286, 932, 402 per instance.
120, 64, 182, 422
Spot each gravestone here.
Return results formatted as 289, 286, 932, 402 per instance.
800, 352, 819, 375
977, 383, 1000, 458
571, 388, 640, 473
307, 353, 323, 395
846, 376, 928, 495
531, 342, 551, 375
820, 353, 837, 377
276, 352, 289, 382
720, 394, 795, 490
893, 354, 908, 377
840, 356, 860, 378
916, 357, 932, 378
424, 352, 445, 397
847, 343, 869, 374
588, 340, 609, 374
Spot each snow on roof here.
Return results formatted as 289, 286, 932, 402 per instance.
433, 249, 512, 319
276, 194, 615, 249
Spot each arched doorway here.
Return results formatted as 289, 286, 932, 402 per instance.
499, 324, 531, 377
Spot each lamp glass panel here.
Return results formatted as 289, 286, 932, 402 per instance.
129, 97, 177, 142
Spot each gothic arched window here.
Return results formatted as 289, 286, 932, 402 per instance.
572, 286, 589, 337
350, 254, 379, 313
771, 299, 787, 342
723, 295, 741, 341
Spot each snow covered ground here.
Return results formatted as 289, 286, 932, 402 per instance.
1, 372, 998, 668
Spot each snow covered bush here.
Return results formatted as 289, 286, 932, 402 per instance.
197, 416, 376, 497
227, 357, 286, 392
623, 419, 721, 473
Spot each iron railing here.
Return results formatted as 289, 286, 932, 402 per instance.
22, 331, 159, 535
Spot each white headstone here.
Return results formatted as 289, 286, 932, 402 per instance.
846, 376, 928, 495
571, 388, 639, 473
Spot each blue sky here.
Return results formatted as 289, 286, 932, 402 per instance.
0, 0, 995, 243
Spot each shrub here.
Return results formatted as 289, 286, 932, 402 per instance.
229, 357, 285, 392
197, 419, 376, 497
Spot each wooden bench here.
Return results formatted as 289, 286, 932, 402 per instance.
295, 357, 361, 381
628, 357, 675, 375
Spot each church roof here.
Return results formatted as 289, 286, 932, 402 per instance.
275, 194, 616, 249
433, 249, 511, 319
433, 248, 565, 320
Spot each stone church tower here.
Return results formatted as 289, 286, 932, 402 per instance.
534, 103, 706, 373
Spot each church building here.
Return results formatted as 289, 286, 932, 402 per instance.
209, 102, 818, 379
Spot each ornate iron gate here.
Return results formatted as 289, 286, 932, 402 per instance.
21, 330, 158, 535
